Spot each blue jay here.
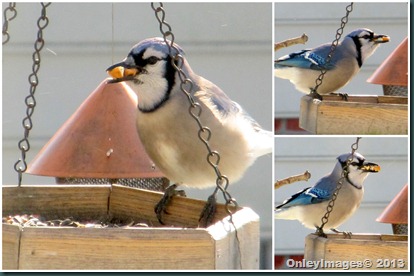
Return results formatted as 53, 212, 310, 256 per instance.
275, 152, 380, 232
274, 28, 390, 94
107, 37, 273, 223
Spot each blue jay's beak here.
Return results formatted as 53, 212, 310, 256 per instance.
106, 62, 139, 83
360, 162, 381, 173
372, 34, 390, 44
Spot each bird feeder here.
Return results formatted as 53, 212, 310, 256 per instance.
376, 184, 408, 235
367, 37, 408, 96
3, 80, 260, 270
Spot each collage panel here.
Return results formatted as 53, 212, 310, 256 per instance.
274, 136, 409, 270
274, 2, 408, 135
2, 2, 274, 270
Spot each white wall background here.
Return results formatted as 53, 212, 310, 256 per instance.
274, 137, 409, 255
274, 2, 408, 118
2, 3, 273, 269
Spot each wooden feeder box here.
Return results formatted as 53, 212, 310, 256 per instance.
3, 184, 260, 270
299, 94, 408, 134
305, 234, 408, 270
3, 80, 260, 270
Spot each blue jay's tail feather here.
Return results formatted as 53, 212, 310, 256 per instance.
274, 207, 301, 220
249, 129, 273, 158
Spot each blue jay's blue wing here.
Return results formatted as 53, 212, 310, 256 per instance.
276, 186, 332, 209
275, 48, 336, 71
201, 81, 264, 131
210, 91, 240, 116
212, 94, 265, 131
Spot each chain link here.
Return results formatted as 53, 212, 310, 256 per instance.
316, 137, 361, 236
2, 2, 17, 45
151, 3, 239, 213
310, 2, 354, 98
14, 2, 51, 186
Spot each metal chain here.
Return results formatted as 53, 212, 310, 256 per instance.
316, 137, 361, 236
310, 2, 354, 98
14, 2, 51, 186
150, 3, 239, 214
150, 3, 242, 267
2, 2, 17, 45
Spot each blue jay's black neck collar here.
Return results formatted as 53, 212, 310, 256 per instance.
139, 56, 177, 113
350, 36, 363, 68
339, 159, 363, 190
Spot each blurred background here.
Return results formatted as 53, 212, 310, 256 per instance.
2, 3, 273, 269
274, 137, 408, 269
274, 2, 408, 134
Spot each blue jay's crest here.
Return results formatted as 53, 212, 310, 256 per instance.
129, 37, 185, 59
275, 151, 380, 229
337, 152, 363, 165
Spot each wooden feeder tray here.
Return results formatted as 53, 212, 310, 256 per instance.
305, 233, 408, 270
3, 184, 259, 270
300, 95, 408, 134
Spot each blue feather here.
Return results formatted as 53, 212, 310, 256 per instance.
276, 186, 332, 209
275, 49, 335, 71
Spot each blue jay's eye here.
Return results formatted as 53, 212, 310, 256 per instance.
351, 159, 365, 167
147, 56, 160, 65
362, 34, 372, 40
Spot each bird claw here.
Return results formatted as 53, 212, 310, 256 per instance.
154, 184, 186, 224
330, 92, 349, 101
315, 226, 327, 238
331, 228, 352, 238
309, 90, 323, 101
199, 194, 217, 228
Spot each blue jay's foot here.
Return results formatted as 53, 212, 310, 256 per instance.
199, 193, 217, 228
330, 92, 349, 101
315, 226, 327, 238
154, 184, 186, 224
331, 228, 353, 238
309, 90, 323, 101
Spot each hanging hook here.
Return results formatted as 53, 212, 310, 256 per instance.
2, 2, 17, 45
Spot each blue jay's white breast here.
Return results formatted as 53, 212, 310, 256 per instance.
135, 92, 259, 188
275, 62, 359, 95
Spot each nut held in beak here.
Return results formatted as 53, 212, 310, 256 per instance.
108, 66, 125, 79
107, 67, 138, 79
362, 164, 381, 172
